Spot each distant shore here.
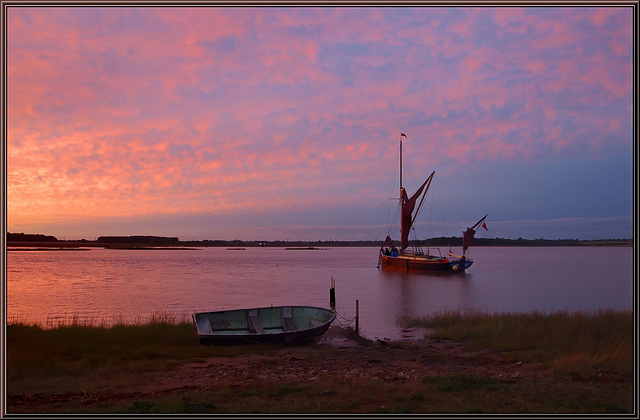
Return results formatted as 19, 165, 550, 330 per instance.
6, 232, 633, 250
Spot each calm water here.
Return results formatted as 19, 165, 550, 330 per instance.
6, 246, 634, 340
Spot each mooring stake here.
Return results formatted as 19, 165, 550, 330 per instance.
329, 276, 336, 310
355, 299, 359, 335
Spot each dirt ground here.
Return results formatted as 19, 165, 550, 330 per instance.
7, 326, 547, 413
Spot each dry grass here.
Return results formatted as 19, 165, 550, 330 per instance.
6, 310, 264, 394
404, 308, 634, 376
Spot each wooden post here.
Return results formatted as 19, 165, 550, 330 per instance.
355, 299, 359, 335
329, 277, 336, 309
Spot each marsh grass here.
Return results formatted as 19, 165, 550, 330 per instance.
7, 310, 271, 394
404, 308, 633, 376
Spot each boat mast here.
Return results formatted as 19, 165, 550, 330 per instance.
399, 133, 405, 251
399, 136, 403, 192
397, 132, 432, 253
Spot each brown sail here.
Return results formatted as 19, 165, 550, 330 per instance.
462, 214, 488, 253
400, 176, 431, 251
400, 171, 436, 251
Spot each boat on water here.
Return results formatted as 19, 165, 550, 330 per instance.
378, 133, 487, 273
193, 305, 336, 345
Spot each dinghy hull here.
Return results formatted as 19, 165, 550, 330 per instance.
193, 305, 336, 345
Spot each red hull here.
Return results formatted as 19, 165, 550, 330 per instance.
379, 252, 471, 272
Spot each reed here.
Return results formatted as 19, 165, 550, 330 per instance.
404, 308, 633, 375
6, 311, 260, 393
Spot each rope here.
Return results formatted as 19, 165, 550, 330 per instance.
385, 202, 401, 240
334, 310, 355, 327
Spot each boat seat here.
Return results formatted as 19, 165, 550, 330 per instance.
248, 309, 265, 334
282, 307, 297, 331
198, 318, 213, 334
283, 317, 297, 332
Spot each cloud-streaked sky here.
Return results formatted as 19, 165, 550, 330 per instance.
6, 6, 634, 241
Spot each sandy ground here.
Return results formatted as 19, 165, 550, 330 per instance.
7, 326, 546, 413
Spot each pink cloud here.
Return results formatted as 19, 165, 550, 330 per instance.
6, 7, 632, 234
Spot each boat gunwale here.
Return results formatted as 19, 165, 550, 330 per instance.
394, 254, 450, 262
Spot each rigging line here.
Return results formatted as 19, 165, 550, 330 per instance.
414, 178, 434, 239
424, 181, 435, 237
386, 203, 401, 239
385, 195, 399, 235
403, 151, 418, 195
384, 144, 402, 237
385, 176, 396, 224
435, 176, 449, 237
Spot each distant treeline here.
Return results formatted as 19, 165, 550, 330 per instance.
182, 237, 632, 247
7, 233, 632, 247
412, 237, 629, 247
96, 236, 180, 245
7, 233, 58, 242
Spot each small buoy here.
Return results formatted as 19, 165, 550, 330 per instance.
452, 264, 459, 271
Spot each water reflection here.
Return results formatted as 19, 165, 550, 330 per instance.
366, 270, 478, 339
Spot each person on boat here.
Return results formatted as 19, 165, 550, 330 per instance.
382, 236, 397, 257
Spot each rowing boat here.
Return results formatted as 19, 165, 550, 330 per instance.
193, 305, 336, 345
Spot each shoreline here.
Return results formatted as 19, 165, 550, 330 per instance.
7, 233, 634, 250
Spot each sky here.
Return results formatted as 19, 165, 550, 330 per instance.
5, 6, 635, 242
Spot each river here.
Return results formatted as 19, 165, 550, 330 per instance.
6, 246, 633, 340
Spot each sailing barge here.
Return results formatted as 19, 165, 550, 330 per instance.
378, 133, 487, 273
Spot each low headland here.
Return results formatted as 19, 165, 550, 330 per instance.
6, 232, 633, 250
6, 309, 634, 414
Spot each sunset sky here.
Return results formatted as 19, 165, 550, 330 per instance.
6, 6, 634, 241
